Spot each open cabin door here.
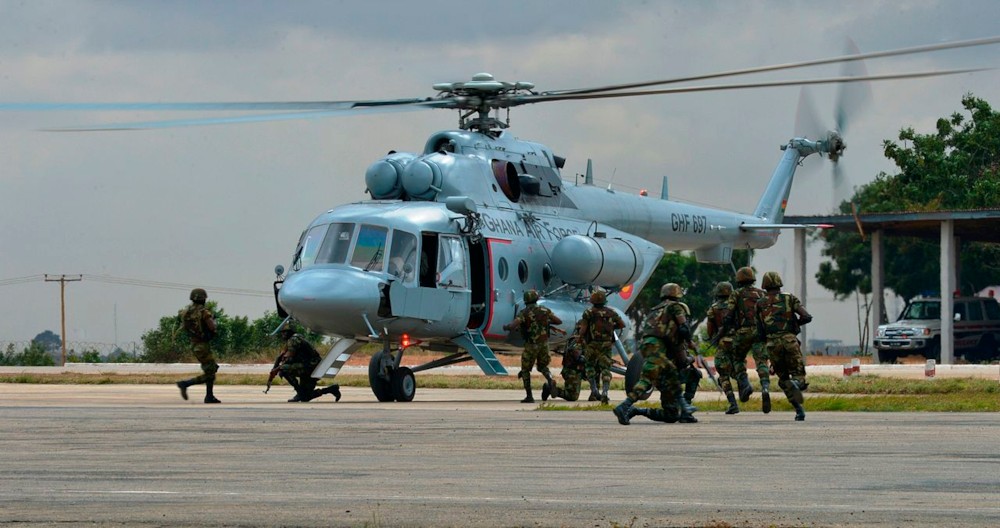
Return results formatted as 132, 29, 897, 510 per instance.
388, 232, 470, 326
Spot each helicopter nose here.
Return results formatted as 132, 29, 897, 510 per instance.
277, 267, 383, 336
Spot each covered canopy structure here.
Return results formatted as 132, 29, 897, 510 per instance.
785, 208, 1000, 364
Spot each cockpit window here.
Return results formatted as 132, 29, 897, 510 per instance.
387, 230, 418, 284
315, 223, 355, 265
436, 235, 467, 288
352, 224, 387, 271
296, 224, 330, 269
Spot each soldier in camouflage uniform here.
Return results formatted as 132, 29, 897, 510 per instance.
549, 321, 585, 401
706, 281, 743, 414
578, 290, 625, 404
271, 322, 342, 403
503, 290, 562, 403
756, 271, 812, 421
726, 266, 772, 413
175, 288, 221, 404
612, 283, 697, 425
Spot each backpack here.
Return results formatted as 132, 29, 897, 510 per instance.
181, 305, 213, 341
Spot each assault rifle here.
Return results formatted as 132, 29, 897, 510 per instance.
694, 354, 725, 395
264, 352, 289, 394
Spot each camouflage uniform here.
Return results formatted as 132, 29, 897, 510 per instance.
727, 278, 770, 401
706, 284, 743, 413
504, 292, 562, 403
176, 289, 221, 404
613, 283, 697, 425
275, 331, 341, 403
756, 271, 812, 421
551, 334, 585, 401
579, 294, 625, 403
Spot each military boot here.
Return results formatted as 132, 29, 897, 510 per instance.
204, 381, 221, 404
760, 379, 771, 414
627, 405, 649, 421
725, 392, 740, 415
787, 379, 804, 405
650, 407, 679, 423
676, 393, 698, 423
287, 393, 302, 403
792, 401, 806, 421
322, 384, 342, 402
587, 378, 600, 402
541, 374, 555, 402
521, 376, 534, 403
600, 380, 610, 404
176, 379, 194, 401
613, 397, 635, 425
737, 373, 753, 403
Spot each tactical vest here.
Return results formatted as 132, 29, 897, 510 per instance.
640, 300, 689, 343
758, 292, 798, 336
181, 304, 213, 342
586, 306, 619, 342
735, 287, 764, 328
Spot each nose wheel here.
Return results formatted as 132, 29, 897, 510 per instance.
368, 347, 418, 402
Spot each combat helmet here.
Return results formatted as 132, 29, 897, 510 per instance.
735, 266, 756, 285
761, 271, 783, 289
590, 290, 607, 305
660, 283, 683, 299
189, 288, 208, 303
278, 320, 296, 337
523, 289, 539, 304
714, 281, 733, 297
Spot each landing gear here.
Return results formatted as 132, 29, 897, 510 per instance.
368, 337, 419, 402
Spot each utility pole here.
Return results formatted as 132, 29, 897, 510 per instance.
44, 274, 82, 366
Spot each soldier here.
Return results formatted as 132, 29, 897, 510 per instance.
578, 290, 625, 404
175, 288, 221, 404
548, 321, 586, 402
679, 354, 703, 410
269, 321, 341, 403
756, 271, 812, 421
706, 281, 743, 414
726, 266, 772, 413
613, 283, 697, 425
503, 290, 562, 403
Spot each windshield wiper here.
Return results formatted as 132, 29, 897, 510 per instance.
364, 244, 383, 272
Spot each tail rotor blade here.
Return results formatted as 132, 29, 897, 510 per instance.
835, 38, 873, 134
794, 87, 826, 139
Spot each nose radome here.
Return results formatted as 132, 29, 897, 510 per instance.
278, 268, 383, 336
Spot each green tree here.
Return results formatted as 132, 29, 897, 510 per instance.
817, 95, 1000, 301
1, 342, 57, 366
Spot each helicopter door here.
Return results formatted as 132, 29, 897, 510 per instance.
388, 233, 470, 326
482, 238, 518, 339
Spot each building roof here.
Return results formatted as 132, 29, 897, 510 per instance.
785, 208, 1000, 243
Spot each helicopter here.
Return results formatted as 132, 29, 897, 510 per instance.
4, 36, 999, 402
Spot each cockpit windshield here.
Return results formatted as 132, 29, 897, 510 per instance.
351, 224, 387, 271
316, 223, 355, 265
296, 224, 329, 270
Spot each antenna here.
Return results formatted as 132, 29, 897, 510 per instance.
585, 159, 593, 185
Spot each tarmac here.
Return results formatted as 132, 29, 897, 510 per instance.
1, 381, 998, 527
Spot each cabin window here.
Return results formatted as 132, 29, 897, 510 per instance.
436, 235, 467, 288
986, 300, 1000, 320
388, 230, 418, 284
315, 223, 355, 265
351, 224, 387, 271
497, 257, 509, 281
297, 224, 330, 269
968, 300, 984, 322
517, 259, 528, 284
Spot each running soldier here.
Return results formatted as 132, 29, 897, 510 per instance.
503, 290, 562, 403
578, 290, 625, 404
612, 283, 697, 425
756, 271, 812, 421
175, 288, 221, 404
727, 266, 772, 413
706, 281, 743, 414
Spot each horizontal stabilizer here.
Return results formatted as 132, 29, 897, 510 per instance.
740, 223, 833, 230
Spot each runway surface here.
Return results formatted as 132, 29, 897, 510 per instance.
1, 384, 998, 527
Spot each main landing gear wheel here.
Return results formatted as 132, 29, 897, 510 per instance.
368, 350, 394, 402
624, 350, 651, 401
392, 366, 416, 402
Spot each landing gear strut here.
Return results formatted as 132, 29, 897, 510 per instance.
368, 336, 418, 402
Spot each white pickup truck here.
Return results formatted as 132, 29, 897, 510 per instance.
874, 296, 1000, 363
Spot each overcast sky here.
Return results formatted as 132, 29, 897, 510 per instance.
1, 0, 998, 350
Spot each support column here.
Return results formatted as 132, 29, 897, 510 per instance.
794, 229, 807, 357
871, 230, 884, 360
940, 220, 956, 365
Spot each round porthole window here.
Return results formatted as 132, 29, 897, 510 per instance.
498, 257, 509, 281
542, 263, 553, 286
518, 260, 529, 284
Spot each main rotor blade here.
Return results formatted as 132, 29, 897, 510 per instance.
0, 98, 435, 113
545, 35, 1000, 96
518, 68, 988, 104
36, 100, 450, 131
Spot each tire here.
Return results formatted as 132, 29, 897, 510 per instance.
391, 366, 416, 402
925, 339, 941, 363
368, 350, 394, 402
965, 335, 997, 364
877, 349, 897, 364
624, 350, 651, 401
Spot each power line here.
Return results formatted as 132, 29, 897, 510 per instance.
0, 274, 270, 297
